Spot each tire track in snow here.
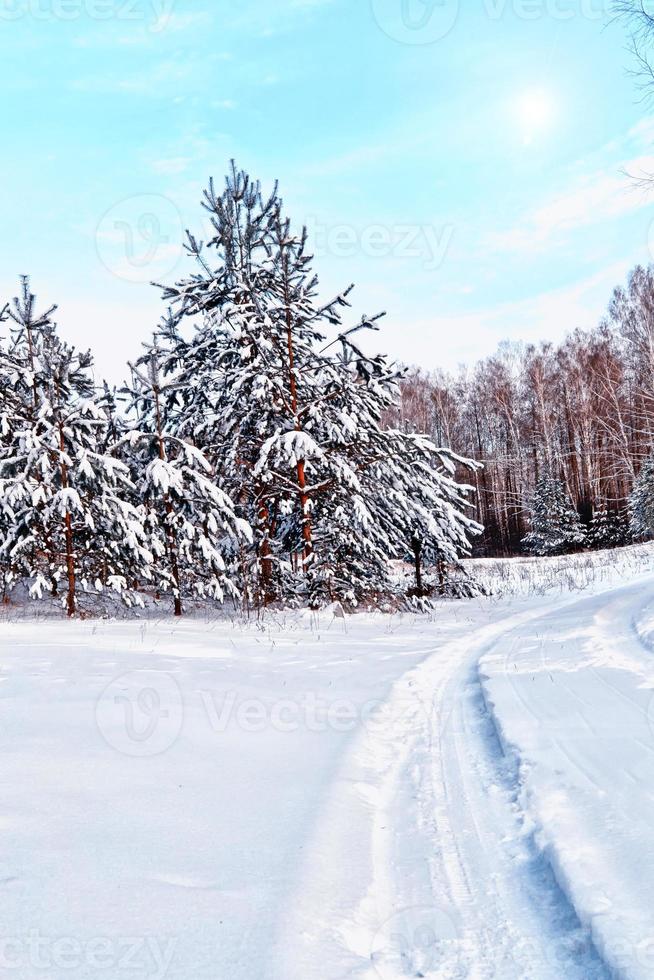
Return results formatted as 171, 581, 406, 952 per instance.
272, 591, 619, 979
480, 577, 654, 980
435, 638, 609, 978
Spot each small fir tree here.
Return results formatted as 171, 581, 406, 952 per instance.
588, 506, 630, 550
630, 455, 654, 540
522, 474, 586, 557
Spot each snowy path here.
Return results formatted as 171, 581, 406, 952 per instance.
2, 570, 654, 978
480, 580, 654, 980
275, 576, 654, 979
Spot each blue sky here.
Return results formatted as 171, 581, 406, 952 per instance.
0, 0, 652, 380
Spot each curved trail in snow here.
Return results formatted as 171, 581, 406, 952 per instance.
273, 577, 654, 980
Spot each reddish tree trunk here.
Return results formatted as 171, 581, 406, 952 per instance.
64, 509, 76, 617
283, 276, 313, 569
58, 417, 76, 617
153, 371, 183, 617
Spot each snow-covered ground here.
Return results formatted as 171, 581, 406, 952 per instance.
2, 546, 654, 978
467, 540, 654, 597
480, 580, 654, 980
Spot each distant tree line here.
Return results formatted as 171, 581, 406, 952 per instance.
391, 264, 654, 556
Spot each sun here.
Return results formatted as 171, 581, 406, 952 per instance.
515, 88, 556, 145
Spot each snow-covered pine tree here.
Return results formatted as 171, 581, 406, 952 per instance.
156, 165, 355, 605
121, 339, 248, 616
0, 278, 151, 614
630, 455, 654, 540
0, 279, 59, 596
522, 473, 586, 557
155, 164, 483, 607
391, 438, 483, 597
588, 506, 630, 550
251, 329, 390, 605
287, 334, 483, 604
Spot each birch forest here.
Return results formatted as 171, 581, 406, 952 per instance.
393, 264, 654, 556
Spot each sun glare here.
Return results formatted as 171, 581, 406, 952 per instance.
515, 88, 556, 144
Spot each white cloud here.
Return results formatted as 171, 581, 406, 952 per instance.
397, 260, 637, 371
487, 122, 654, 255
70, 58, 196, 96
149, 11, 210, 34
151, 157, 192, 176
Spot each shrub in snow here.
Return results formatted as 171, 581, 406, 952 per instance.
630, 455, 654, 541
588, 506, 631, 550
522, 474, 586, 557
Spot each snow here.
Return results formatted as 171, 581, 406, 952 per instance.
480, 578, 654, 980
2, 547, 654, 977
0, 612, 445, 979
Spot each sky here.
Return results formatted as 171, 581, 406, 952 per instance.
0, 0, 653, 382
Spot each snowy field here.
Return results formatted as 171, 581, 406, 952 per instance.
2, 547, 654, 978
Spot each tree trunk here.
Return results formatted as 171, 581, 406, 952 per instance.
258, 500, 275, 604
161, 494, 183, 617
437, 559, 446, 596
411, 537, 423, 594
58, 420, 76, 618
283, 271, 313, 569
296, 458, 312, 567
152, 365, 183, 616
64, 508, 76, 617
